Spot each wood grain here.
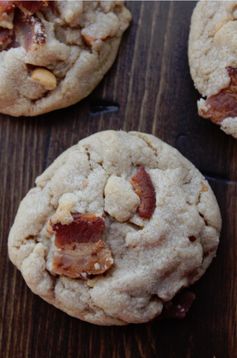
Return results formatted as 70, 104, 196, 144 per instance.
0, 2, 236, 357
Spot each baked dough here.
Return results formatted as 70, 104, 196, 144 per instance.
8, 131, 221, 325
0, 1, 131, 116
189, 0, 237, 138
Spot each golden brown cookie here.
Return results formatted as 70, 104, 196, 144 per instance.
8, 131, 221, 325
0, 1, 131, 116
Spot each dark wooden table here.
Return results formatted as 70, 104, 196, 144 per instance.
0, 2, 236, 357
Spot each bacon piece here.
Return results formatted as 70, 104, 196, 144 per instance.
14, 11, 46, 50
0, 1, 15, 16
17, 1, 49, 14
130, 166, 156, 219
0, 1, 49, 17
52, 240, 113, 279
162, 290, 196, 319
0, 1, 49, 14
188, 236, 197, 242
51, 213, 113, 279
53, 213, 106, 249
199, 67, 237, 123
0, 27, 13, 49
0, 1, 51, 51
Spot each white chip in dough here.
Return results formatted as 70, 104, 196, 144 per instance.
104, 175, 140, 222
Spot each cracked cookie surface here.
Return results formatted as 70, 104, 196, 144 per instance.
8, 130, 221, 325
0, 0, 131, 116
188, 0, 237, 138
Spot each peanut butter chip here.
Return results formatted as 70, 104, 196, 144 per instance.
31, 68, 57, 91
201, 182, 208, 192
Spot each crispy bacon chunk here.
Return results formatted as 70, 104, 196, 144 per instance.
51, 213, 113, 279
0, 1, 48, 15
130, 166, 156, 219
188, 236, 197, 242
0, 0, 49, 50
162, 290, 196, 319
17, 1, 49, 14
53, 213, 106, 248
199, 67, 237, 123
0, 1, 15, 15
14, 12, 46, 50
51, 241, 113, 279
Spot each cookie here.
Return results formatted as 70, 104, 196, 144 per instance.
189, 0, 237, 138
0, 1, 131, 116
8, 131, 221, 325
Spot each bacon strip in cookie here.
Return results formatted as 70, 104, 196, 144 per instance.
53, 213, 106, 248
51, 213, 113, 279
0, 1, 15, 16
17, 1, 49, 14
130, 166, 156, 219
14, 11, 46, 50
199, 67, 237, 123
0, 0, 49, 50
0, 1, 49, 15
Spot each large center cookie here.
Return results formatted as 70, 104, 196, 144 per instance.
189, 0, 237, 138
8, 131, 221, 325
0, 1, 131, 116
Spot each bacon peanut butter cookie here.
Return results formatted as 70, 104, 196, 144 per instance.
8, 131, 221, 325
189, 0, 237, 138
0, 1, 131, 116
